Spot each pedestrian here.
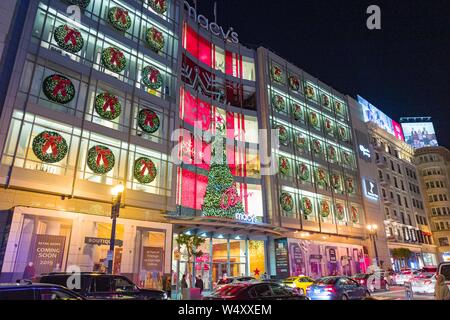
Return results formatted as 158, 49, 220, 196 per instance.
181, 274, 189, 300
165, 274, 172, 299
195, 275, 204, 294
434, 274, 450, 300
23, 262, 35, 280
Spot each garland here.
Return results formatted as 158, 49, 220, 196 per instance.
345, 177, 355, 194
309, 111, 319, 128
351, 206, 359, 223
312, 139, 322, 156
331, 174, 341, 190
65, 0, 90, 9
87, 145, 115, 174
336, 203, 345, 221
278, 156, 290, 176
315, 168, 327, 188
271, 65, 283, 83
101, 47, 127, 73
133, 157, 157, 184
138, 108, 160, 133
149, 0, 167, 15
32, 131, 68, 163
298, 163, 309, 181
304, 85, 315, 99
292, 103, 303, 121
53, 25, 84, 53
142, 65, 163, 90
108, 7, 132, 32
320, 199, 331, 218
42, 74, 75, 104
322, 94, 330, 108
324, 118, 334, 135
327, 145, 337, 162
280, 192, 294, 212
276, 125, 289, 146
146, 27, 165, 53
289, 75, 300, 92
302, 197, 313, 215
272, 94, 286, 112
94, 92, 121, 120
294, 133, 307, 151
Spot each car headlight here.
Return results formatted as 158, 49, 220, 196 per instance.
162, 292, 168, 300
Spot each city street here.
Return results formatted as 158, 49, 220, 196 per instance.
371, 286, 435, 300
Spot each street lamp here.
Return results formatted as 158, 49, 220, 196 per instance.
107, 183, 124, 274
366, 224, 379, 267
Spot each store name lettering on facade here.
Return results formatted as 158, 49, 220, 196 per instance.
184, 1, 239, 44
221, 186, 257, 224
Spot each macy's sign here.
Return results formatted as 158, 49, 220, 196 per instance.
184, 1, 239, 44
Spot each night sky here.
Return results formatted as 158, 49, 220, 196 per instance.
193, 0, 450, 148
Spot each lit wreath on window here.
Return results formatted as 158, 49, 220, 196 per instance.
324, 118, 334, 135
331, 174, 342, 190
302, 197, 313, 215
292, 103, 303, 121
320, 199, 331, 218
294, 133, 307, 151
312, 139, 322, 156
280, 192, 294, 212
94, 92, 122, 120
138, 109, 160, 133
142, 66, 163, 90
338, 126, 348, 141
149, 0, 167, 14
271, 65, 283, 83
304, 85, 315, 99
278, 156, 290, 176
133, 157, 157, 184
145, 27, 165, 53
289, 75, 300, 92
101, 47, 127, 73
66, 0, 90, 9
309, 111, 319, 128
53, 25, 84, 53
275, 124, 289, 146
322, 94, 330, 108
298, 163, 309, 181
345, 177, 355, 194
342, 151, 352, 166
87, 145, 115, 175
108, 7, 132, 32
336, 203, 345, 221
315, 168, 328, 188
32, 131, 68, 163
42, 74, 76, 104
351, 206, 359, 223
327, 145, 337, 161
272, 94, 286, 112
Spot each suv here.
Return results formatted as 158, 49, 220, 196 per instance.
0, 283, 84, 300
39, 273, 167, 300
438, 262, 450, 288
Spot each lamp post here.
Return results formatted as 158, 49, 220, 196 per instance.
366, 224, 379, 267
108, 184, 124, 274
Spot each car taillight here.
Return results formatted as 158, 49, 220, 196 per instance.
359, 280, 365, 284
424, 280, 432, 285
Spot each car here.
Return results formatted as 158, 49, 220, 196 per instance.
438, 262, 450, 288
394, 269, 420, 285
410, 273, 436, 295
352, 273, 390, 292
0, 282, 84, 300
39, 272, 167, 300
204, 282, 309, 300
215, 276, 257, 290
281, 276, 315, 295
306, 276, 370, 300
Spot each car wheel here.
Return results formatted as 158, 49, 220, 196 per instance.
341, 294, 349, 300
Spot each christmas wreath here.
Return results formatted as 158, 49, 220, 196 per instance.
334, 100, 344, 115
342, 151, 352, 166
53, 25, 84, 53
324, 118, 334, 135
338, 126, 348, 141
336, 203, 345, 221
133, 157, 157, 184
304, 85, 315, 99
320, 199, 331, 218
327, 145, 337, 161
42, 74, 75, 104
321, 94, 330, 108
87, 145, 115, 174
94, 92, 121, 120
331, 174, 341, 190
312, 139, 322, 156
298, 163, 309, 181
350, 206, 359, 223
292, 103, 303, 121
271, 65, 283, 83
101, 47, 127, 73
142, 65, 163, 90
294, 133, 307, 151
32, 131, 68, 163
280, 192, 294, 212
66, 0, 90, 9
146, 27, 165, 53
345, 177, 355, 194
309, 111, 319, 128
315, 168, 328, 188
302, 197, 313, 215
272, 94, 286, 112
276, 125, 289, 146
108, 6, 132, 32
138, 108, 160, 133
278, 156, 290, 176
289, 75, 300, 92
149, 0, 168, 15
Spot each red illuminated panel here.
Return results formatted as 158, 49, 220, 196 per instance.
177, 168, 208, 210
179, 130, 211, 171
183, 24, 212, 67
392, 120, 404, 141
180, 88, 212, 131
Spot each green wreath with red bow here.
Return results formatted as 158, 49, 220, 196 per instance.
149, 0, 168, 14
138, 109, 160, 133
322, 94, 330, 108
294, 133, 307, 151
66, 0, 90, 9
304, 85, 315, 99
272, 94, 286, 112
53, 25, 84, 53
108, 7, 132, 32
87, 145, 115, 174
101, 47, 127, 73
345, 177, 355, 194
276, 125, 289, 146
271, 65, 283, 83
350, 206, 359, 223
338, 126, 348, 142
334, 100, 345, 115
298, 163, 310, 181
327, 145, 337, 161
146, 27, 165, 53
278, 156, 290, 176
324, 118, 334, 135
292, 103, 303, 121
289, 75, 300, 92
336, 203, 346, 221
142, 66, 163, 90
342, 151, 352, 166
32, 131, 68, 163
133, 157, 157, 184
309, 111, 319, 128
280, 192, 294, 212
331, 174, 342, 190
94, 92, 121, 120
315, 168, 328, 188
312, 139, 322, 156
43, 74, 76, 104
302, 197, 313, 215
320, 199, 331, 218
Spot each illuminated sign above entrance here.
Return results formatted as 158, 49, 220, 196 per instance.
364, 179, 379, 200
184, 1, 239, 44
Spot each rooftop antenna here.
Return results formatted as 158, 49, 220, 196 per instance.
214, 1, 217, 23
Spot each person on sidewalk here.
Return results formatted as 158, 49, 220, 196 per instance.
180, 274, 189, 300
195, 275, 204, 294
435, 274, 450, 300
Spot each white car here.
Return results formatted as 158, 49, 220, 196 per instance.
394, 269, 419, 285
410, 273, 436, 294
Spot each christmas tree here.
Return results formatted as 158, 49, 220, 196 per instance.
202, 115, 245, 219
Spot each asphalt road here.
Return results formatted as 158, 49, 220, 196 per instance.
370, 286, 435, 300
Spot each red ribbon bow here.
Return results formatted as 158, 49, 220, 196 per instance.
151, 28, 163, 42
154, 0, 165, 9
41, 133, 62, 156
148, 69, 160, 83
140, 159, 154, 176
52, 76, 71, 97
109, 48, 124, 66
95, 147, 111, 167
102, 94, 118, 113
63, 25, 80, 46
115, 8, 128, 25
144, 111, 157, 127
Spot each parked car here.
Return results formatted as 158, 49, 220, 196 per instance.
39, 272, 167, 300
352, 273, 390, 292
0, 283, 84, 300
306, 276, 370, 300
410, 273, 436, 295
204, 282, 309, 300
438, 262, 450, 288
215, 276, 257, 290
281, 276, 315, 295
394, 269, 420, 285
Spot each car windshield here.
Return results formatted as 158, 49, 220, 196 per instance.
314, 277, 337, 285
284, 277, 297, 282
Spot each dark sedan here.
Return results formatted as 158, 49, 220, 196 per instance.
306, 276, 370, 300
204, 282, 309, 300
0, 283, 84, 300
